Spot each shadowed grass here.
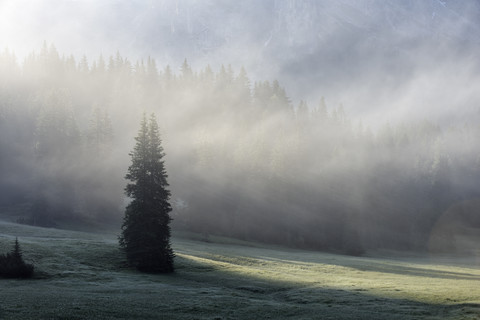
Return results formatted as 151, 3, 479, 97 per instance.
0, 220, 479, 319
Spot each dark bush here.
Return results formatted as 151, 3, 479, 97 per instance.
0, 238, 34, 278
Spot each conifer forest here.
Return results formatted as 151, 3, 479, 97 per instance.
1, 43, 479, 254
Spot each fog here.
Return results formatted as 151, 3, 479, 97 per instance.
1, 0, 480, 254
2, 0, 480, 123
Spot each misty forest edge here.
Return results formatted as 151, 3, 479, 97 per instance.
0, 43, 479, 260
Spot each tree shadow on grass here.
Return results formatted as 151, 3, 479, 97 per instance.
1, 247, 478, 320
173, 253, 480, 320
348, 261, 480, 281
264, 256, 480, 281
243, 249, 480, 282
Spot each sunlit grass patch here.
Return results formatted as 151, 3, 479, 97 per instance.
0, 220, 479, 319
175, 238, 480, 307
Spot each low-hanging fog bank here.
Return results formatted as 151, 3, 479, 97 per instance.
2, 0, 480, 126
1, 43, 479, 255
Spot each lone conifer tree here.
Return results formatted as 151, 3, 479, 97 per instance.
0, 238, 34, 278
119, 113, 174, 273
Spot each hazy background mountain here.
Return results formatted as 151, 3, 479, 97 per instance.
2, 0, 480, 125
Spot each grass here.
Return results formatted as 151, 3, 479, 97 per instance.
0, 220, 479, 319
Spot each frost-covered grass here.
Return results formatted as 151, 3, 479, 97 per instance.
0, 220, 479, 319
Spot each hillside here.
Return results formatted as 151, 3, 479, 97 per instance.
0, 220, 479, 319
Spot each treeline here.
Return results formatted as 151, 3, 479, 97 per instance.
1, 43, 479, 252
0, 44, 122, 226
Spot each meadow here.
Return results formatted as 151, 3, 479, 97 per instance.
0, 220, 479, 319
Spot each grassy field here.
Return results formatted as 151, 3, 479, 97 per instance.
0, 220, 479, 319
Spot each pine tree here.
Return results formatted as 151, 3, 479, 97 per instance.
87, 106, 113, 157
13, 237, 22, 262
0, 238, 34, 278
119, 113, 174, 273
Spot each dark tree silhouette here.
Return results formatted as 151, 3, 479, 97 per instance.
119, 113, 174, 273
0, 238, 34, 278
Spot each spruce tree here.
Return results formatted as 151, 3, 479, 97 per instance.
13, 237, 22, 262
0, 238, 34, 278
119, 113, 174, 273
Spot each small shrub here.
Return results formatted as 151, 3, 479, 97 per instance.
0, 238, 34, 279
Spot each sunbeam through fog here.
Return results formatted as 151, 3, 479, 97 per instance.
1, 0, 480, 255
